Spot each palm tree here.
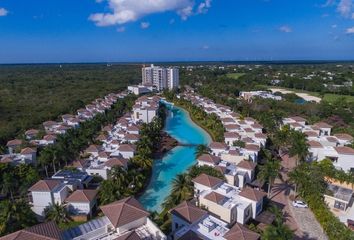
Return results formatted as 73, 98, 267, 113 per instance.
171, 174, 193, 203
258, 153, 282, 198
99, 180, 122, 205
110, 166, 128, 186
1, 172, 18, 200
262, 204, 294, 240
195, 144, 210, 157
288, 133, 309, 166
132, 155, 153, 169
262, 222, 294, 240
44, 202, 69, 224
38, 149, 52, 177
0, 200, 37, 235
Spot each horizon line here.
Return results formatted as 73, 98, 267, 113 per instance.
1, 59, 354, 66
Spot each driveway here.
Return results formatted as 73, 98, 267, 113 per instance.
289, 203, 328, 240
269, 153, 328, 239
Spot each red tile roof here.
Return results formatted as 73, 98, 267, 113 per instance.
66, 189, 97, 203
289, 116, 306, 122
237, 160, 257, 170
29, 180, 61, 192
224, 223, 260, 240
43, 135, 57, 141
192, 173, 223, 188
169, 201, 207, 224
334, 133, 353, 141
197, 154, 221, 164
25, 129, 39, 136
224, 132, 240, 138
6, 139, 22, 147
314, 122, 333, 129
105, 158, 128, 168
0, 221, 62, 240
308, 141, 323, 148
204, 191, 225, 204
118, 144, 136, 152
335, 146, 354, 155
113, 231, 142, 240
245, 144, 260, 152
239, 187, 266, 202
20, 147, 36, 155
100, 197, 149, 228
209, 142, 228, 150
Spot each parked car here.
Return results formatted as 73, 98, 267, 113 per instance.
292, 200, 308, 208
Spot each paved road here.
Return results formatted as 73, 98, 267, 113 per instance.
269, 153, 328, 240
289, 203, 328, 240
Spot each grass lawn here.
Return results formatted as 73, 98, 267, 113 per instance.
225, 73, 245, 80
323, 94, 354, 103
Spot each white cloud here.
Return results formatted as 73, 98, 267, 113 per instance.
197, 0, 212, 14
279, 25, 292, 33
0, 8, 8, 17
117, 26, 126, 32
178, 5, 193, 20
140, 22, 150, 29
346, 26, 354, 34
337, 0, 352, 18
202, 45, 210, 50
332, 24, 337, 28
90, 0, 212, 26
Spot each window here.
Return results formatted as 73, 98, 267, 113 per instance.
334, 200, 346, 211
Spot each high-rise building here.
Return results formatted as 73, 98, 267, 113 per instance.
167, 67, 179, 90
142, 64, 179, 91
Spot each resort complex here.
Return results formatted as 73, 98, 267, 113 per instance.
0, 64, 354, 240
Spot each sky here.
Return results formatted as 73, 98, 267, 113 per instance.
0, 0, 354, 63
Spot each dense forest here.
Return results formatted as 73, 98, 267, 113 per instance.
0, 64, 141, 148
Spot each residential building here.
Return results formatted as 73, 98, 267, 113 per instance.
193, 174, 266, 225
142, 64, 179, 91
66, 189, 98, 217
62, 197, 166, 240
29, 179, 69, 217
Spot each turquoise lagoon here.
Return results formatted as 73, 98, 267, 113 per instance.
139, 105, 212, 212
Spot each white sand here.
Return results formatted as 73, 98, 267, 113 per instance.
269, 88, 322, 103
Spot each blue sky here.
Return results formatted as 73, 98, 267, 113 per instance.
0, 0, 353, 63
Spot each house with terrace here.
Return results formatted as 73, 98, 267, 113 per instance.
62, 197, 166, 240
192, 174, 266, 225
170, 201, 230, 240
282, 116, 354, 172
29, 179, 69, 217
66, 189, 98, 218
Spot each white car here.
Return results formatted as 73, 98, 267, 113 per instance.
292, 200, 308, 208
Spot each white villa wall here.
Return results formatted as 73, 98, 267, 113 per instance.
31, 191, 53, 216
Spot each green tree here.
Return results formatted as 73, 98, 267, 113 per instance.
0, 200, 37, 236
288, 131, 309, 165
44, 203, 69, 225
171, 174, 193, 203
195, 144, 210, 157
258, 152, 281, 197
1, 172, 18, 200
262, 205, 294, 240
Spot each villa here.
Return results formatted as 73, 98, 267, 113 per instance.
282, 116, 354, 172
132, 96, 160, 124
193, 173, 266, 225
62, 197, 166, 240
